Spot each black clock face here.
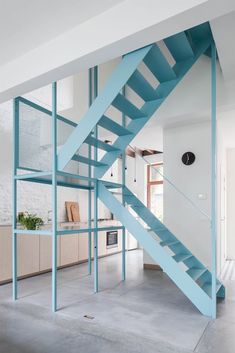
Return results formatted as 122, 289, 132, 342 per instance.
182, 152, 195, 165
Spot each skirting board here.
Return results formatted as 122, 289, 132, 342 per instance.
144, 263, 163, 271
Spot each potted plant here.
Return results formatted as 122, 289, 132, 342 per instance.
17, 212, 44, 230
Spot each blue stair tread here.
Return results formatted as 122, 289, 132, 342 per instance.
164, 32, 194, 62
72, 155, 107, 167
151, 228, 168, 233
186, 268, 208, 281
123, 192, 133, 197
125, 198, 142, 207
102, 181, 123, 189
112, 93, 146, 119
152, 229, 172, 240
85, 135, 120, 152
99, 115, 132, 136
127, 70, 160, 101
131, 205, 144, 208
173, 58, 195, 77
187, 23, 212, 48
149, 227, 166, 233
123, 192, 138, 199
173, 253, 192, 263
202, 282, 222, 297
160, 239, 179, 247
124, 194, 136, 200
124, 195, 151, 206
156, 79, 179, 99
143, 44, 177, 82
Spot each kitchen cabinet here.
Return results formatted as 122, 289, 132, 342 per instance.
60, 234, 78, 266
0, 223, 126, 283
39, 235, 61, 271
78, 232, 92, 261
0, 226, 12, 282
98, 231, 107, 256
18, 234, 40, 276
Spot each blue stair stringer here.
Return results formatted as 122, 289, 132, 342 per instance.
57, 24, 213, 174
98, 182, 225, 317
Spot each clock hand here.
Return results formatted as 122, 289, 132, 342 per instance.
186, 153, 189, 164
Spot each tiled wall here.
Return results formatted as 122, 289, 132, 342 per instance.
0, 101, 81, 224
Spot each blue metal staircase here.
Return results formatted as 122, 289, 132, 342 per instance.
55, 23, 224, 316
58, 24, 213, 176
98, 182, 225, 316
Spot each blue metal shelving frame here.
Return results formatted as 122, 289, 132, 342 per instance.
12, 68, 126, 312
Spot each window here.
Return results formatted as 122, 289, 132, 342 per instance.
147, 163, 163, 221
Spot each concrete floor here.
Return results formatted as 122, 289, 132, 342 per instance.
0, 249, 234, 353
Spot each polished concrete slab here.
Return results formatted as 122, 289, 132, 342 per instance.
0, 250, 234, 353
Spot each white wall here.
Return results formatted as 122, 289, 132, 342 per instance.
217, 120, 227, 273
226, 149, 235, 260
0, 84, 80, 224
163, 121, 212, 269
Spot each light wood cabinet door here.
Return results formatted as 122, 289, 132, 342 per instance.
78, 233, 92, 261
18, 234, 40, 276
60, 234, 79, 266
39, 235, 61, 271
117, 230, 123, 252
0, 226, 12, 281
0, 226, 123, 283
98, 231, 107, 257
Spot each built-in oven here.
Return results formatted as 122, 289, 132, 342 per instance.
106, 230, 118, 248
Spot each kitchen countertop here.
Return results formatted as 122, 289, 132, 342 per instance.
57, 220, 122, 231
0, 220, 122, 232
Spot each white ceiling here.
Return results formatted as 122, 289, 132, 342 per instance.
1, 0, 235, 102
0, 0, 123, 65
211, 10, 235, 82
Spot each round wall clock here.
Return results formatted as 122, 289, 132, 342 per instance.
181, 152, 195, 166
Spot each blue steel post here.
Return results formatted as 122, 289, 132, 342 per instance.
122, 85, 126, 281
211, 42, 217, 319
88, 68, 92, 274
94, 66, 98, 162
52, 82, 58, 312
94, 179, 98, 293
12, 98, 19, 300
94, 66, 99, 292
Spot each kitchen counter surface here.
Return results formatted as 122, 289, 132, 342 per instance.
1, 220, 123, 234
